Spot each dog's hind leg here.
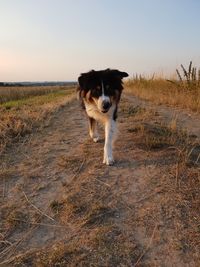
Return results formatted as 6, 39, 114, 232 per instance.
88, 117, 99, 143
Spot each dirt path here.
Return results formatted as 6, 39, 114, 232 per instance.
0, 95, 199, 266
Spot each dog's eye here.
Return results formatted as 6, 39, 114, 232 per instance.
105, 86, 115, 96
91, 87, 102, 97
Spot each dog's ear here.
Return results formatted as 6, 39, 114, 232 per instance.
119, 71, 129, 78
77, 71, 92, 99
78, 74, 87, 90
78, 70, 95, 90
106, 70, 128, 101
110, 70, 129, 79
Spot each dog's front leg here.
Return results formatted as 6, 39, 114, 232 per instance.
103, 119, 116, 165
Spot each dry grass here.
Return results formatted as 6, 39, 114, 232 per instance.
0, 86, 76, 155
133, 122, 188, 150
0, 85, 72, 104
126, 63, 200, 113
126, 78, 200, 112
123, 98, 200, 164
0, 92, 199, 266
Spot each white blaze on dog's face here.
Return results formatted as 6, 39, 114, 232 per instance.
92, 82, 111, 113
78, 69, 129, 114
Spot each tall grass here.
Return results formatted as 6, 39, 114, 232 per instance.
126, 62, 200, 113
168, 61, 200, 90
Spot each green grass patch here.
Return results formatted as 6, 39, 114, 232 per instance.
1, 89, 75, 109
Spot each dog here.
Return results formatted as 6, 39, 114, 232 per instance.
77, 68, 128, 165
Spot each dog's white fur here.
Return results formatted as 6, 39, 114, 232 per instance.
84, 96, 117, 165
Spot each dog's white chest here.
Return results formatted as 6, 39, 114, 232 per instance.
84, 101, 116, 124
84, 101, 108, 123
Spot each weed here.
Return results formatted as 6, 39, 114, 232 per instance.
187, 144, 200, 166
168, 61, 200, 91
131, 121, 188, 151
121, 103, 146, 117
6, 210, 29, 230
82, 205, 117, 228
50, 200, 65, 215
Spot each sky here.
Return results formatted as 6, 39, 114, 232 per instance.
0, 0, 200, 82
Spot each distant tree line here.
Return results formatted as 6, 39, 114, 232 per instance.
0, 81, 77, 87
0, 82, 24, 87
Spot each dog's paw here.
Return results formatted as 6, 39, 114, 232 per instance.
93, 136, 99, 143
90, 132, 99, 143
103, 156, 115, 166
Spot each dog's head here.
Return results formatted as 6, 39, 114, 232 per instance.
78, 69, 128, 113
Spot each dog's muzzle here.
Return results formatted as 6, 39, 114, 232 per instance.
101, 101, 111, 113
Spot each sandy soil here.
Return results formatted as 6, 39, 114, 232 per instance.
0, 94, 199, 266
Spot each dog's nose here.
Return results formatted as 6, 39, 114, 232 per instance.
102, 101, 110, 110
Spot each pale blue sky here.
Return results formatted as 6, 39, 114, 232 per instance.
0, 0, 200, 81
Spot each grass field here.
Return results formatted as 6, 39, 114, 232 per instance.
126, 62, 200, 113
0, 85, 72, 104
0, 86, 76, 155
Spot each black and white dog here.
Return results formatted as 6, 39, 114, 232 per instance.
77, 69, 128, 165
